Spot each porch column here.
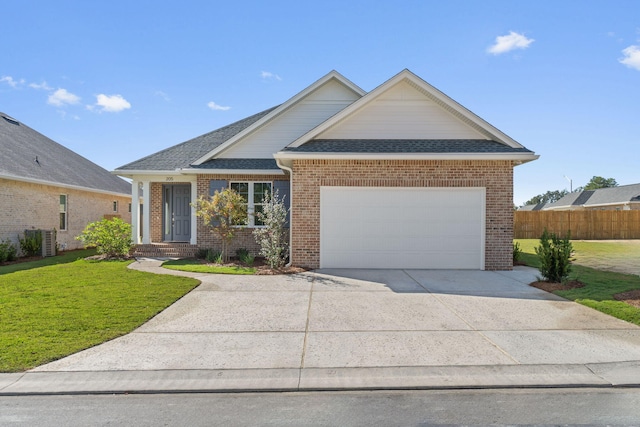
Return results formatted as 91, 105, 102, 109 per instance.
190, 180, 198, 245
142, 180, 151, 244
131, 180, 141, 244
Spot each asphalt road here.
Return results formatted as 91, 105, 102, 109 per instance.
2, 388, 640, 426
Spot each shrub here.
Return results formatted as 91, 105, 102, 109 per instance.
195, 248, 210, 260
535, 229, 573, 283
19, 230, 42, 257
513, 242, 522, 264
205, 249, 222, 264
0, 239, 17, 262
234, 248, 255, 266
253, 189, 289, 269
76, 218, 133, 258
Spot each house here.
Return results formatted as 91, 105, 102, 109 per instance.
544, 184, 640, 211
115, 70, 538, 270
519, 202, 546, 211
0, 113, 132, 252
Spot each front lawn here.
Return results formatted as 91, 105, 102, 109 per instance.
515, 239, 640, 326
0, 251, 199, 372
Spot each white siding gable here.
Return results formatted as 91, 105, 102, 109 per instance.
316, 80, 487, 140
220, 79, 360, 159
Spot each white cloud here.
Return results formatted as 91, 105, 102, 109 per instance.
29, 81, 53, 91
155, 90, 170, 101
487, 31, 535, 55
1, 76, 24, 87
94, 94, 131, 112
207, 101, 231, 111
48, 88, 81, 106
620, 45, 640, 70
260, 70, 282, 81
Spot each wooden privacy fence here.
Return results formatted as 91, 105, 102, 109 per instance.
514, 210, 640, 239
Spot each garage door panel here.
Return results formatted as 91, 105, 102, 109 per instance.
320, 187, 485, 269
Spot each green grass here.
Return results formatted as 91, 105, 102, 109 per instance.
0, 252, 199, 372
162, 258, 256, 275
515, 239, 640, 326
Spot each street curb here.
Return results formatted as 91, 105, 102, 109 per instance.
2, 362, 639, 395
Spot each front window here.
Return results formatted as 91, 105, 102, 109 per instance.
59, 195, 67, 230
230, 182, 272, 226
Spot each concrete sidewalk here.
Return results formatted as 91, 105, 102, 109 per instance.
2, 260, 640, 395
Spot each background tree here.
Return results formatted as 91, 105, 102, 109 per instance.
523, 189, 569, 206
583, 176, 618, 190
192, 189, 247, 263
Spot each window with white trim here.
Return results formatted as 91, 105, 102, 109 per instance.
230, 182, 272, 226
59, 195, 67, 231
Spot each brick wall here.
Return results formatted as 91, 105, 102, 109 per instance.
0, 178, 131, 253
290, 159, 514, 270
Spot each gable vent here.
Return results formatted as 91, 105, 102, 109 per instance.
2, 115, 20, 125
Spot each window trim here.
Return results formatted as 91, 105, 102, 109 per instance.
229, 181, 272, 227
59, 194, 68, 231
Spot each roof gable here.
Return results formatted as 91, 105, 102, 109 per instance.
191, 71, 365, 165
0, 113, 131, 195
287, 69, 525, 149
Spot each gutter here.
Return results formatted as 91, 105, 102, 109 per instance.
274, 151, 540, 164
0, 172, 131, 198
275, 158, 294, 268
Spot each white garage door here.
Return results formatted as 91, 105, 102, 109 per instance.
320, 187, 485, 269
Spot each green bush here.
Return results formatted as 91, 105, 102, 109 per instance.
234, 248, 254, 266
513, 241, 522, 264
195, 248, 210, 260
535, 229, 573, 283
19, 231, 42, 257
205, 249, 222, 264
0, 239, 18, 262
76, 218, 133, 258
253, 189, 289, 269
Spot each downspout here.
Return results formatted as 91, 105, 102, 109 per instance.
275, 158, 293, 267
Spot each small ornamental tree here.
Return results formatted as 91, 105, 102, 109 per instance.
76, 217, 133, 258
192, 189, 247, 263
253, 189, 289, 269
535, 229, 573, 283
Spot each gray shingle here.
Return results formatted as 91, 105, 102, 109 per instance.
583, 184, 640, 206
282, 139, 534, 153
192, 159, 280, 170
0, 113, 131, 195
115, 106, 279, 171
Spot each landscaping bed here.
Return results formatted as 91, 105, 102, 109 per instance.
162, 257, 308, 275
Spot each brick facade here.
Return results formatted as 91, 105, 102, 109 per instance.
289, 159, 514, 270
0, 178, 131, 253
149, 175, 289, 256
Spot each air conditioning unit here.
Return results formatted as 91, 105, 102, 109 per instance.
41, 229, 56, 257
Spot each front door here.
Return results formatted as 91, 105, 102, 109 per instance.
163, 184, 191, 242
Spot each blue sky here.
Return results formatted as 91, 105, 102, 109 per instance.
1, 0, 639, 205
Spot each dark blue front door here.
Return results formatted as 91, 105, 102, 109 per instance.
163, 184, 191, 242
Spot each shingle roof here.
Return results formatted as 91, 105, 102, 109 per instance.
0, 113, 131, 195
583, 183, 640, 206
115, 106, 279, 171
191, 159, 280, 170
519, 202, 546, 211
543, 191, 592, 210
282, 139, 534, 153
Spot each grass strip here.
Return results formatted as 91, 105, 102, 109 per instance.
162, 258, 256, 275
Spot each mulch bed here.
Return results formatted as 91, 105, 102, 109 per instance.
614, 290, 640, 308
530, 280, 585, 293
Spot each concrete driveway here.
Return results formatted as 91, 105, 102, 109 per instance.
13, 261, 640, 392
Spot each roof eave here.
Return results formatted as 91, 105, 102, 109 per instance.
180, 168, 285, 176
274, 151, 539, 162
1, 172, 131, 197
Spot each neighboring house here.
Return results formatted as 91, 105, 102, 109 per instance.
544, 184, 640, 211
0, 113, 132, 252
519, 202, 546, 211
115, 70, 538, 270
